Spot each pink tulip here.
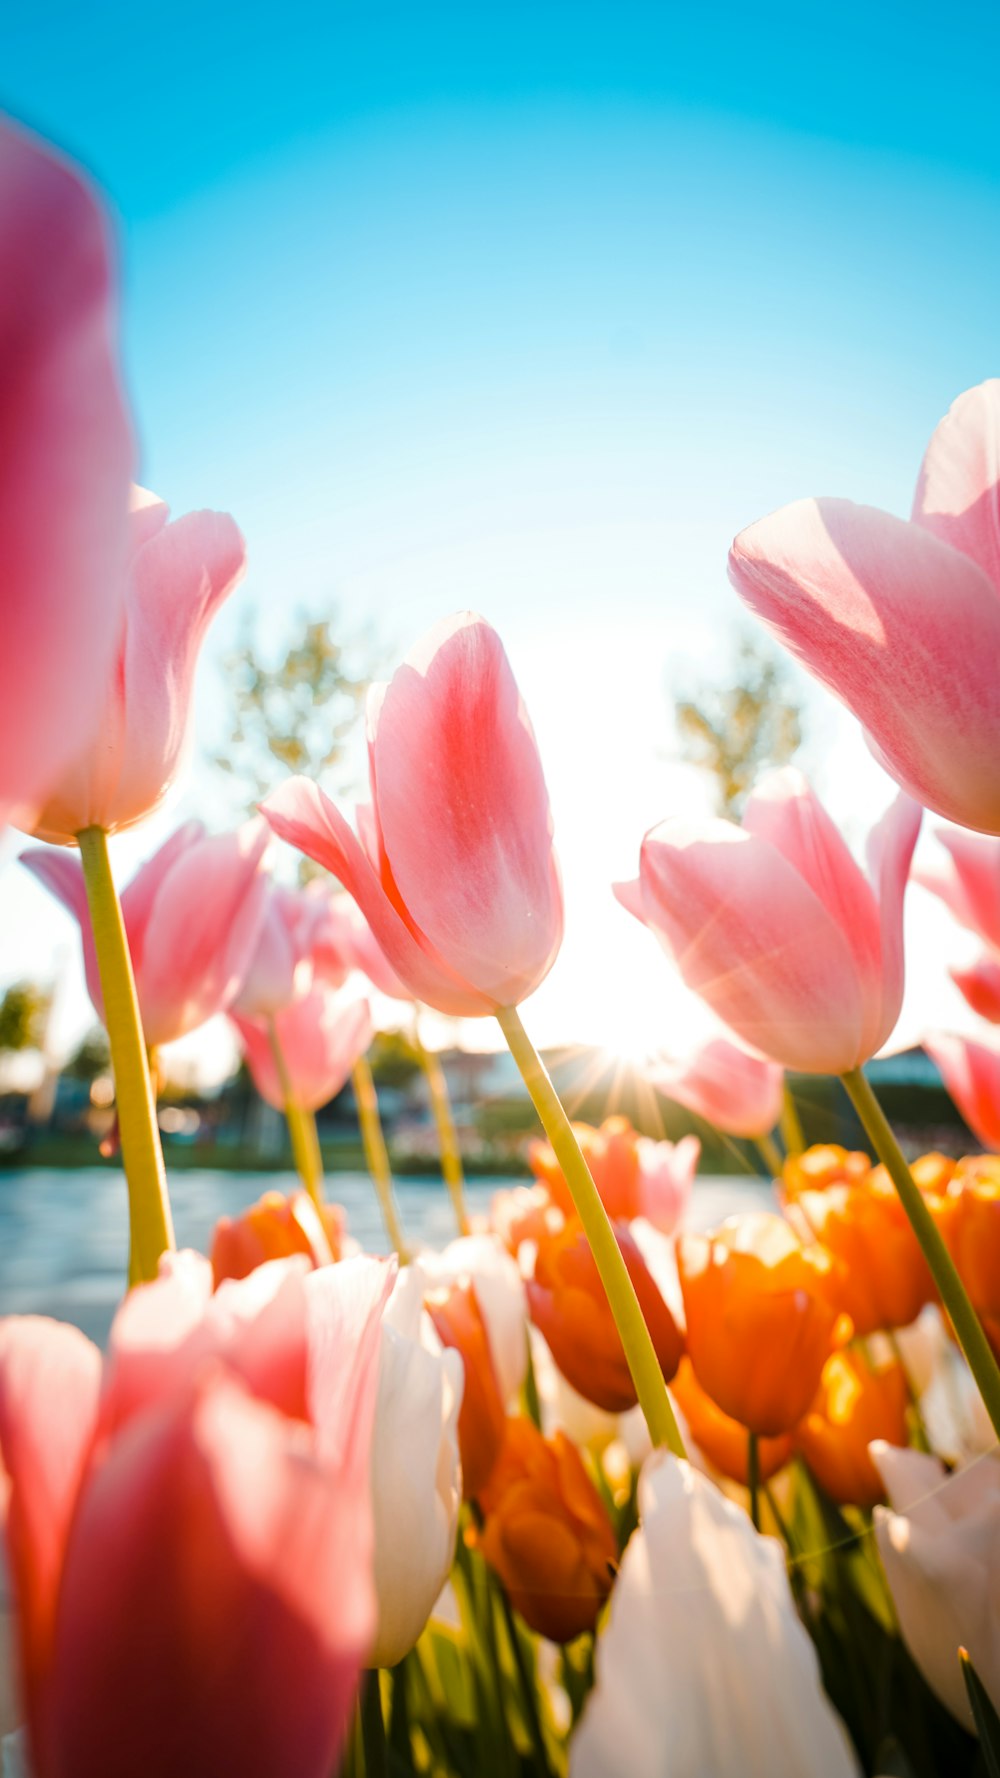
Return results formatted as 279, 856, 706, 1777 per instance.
729, 380, 1000, 835
0, 1249, 393, 1778
22, 820, 271, 1047
29, 485, 246, 844
233, 981, 374, 1112
232, 880, 337, 1021
924, 1030, 1000, 1150
950, 955, 1000, 1025
647, 1035, 784, 1139
633, 1134, 699, 1233
915, 828, 1000, 951
309, 888, 412, 1001
0, 118, 132, 825
262, 613, 564, 1016
615, 768, 921, 1074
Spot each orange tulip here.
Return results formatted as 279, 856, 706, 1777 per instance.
796, 1348, 909, 1508
210, 1188, 341, 1286
531, 1116, 641, 1219
908, 1152, 958, 1195
678, 1214, 844, 1436
529, 1114, 696, 1234
670, 1358, 793, 1486
478, 1416, 617, 1642
425, 1280, 507, 1499
781, 1144, 871, 1201
942, 1157, 1000, 1357
490, 1182, 565, 1257
527, 1219, 683, 1413
800, 1176, 935, 1336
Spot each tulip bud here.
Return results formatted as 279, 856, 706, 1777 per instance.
796, 1349, 908, 1508
529, 1115, 697, 1235
678, 1214, 844, 1436
781, 1143, 871, 1201
873, 1443, 1000, 1730
527, 1220, 683, 1414
210, 1189, 342, 1286
617, 771, 920, 1075
261, 613, 564, 1017
571, 1453, 861, 1778
478, 1417, 617, 1643
793, 1175, 936, 1337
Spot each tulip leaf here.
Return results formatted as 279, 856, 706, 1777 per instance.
960, 1650, 1000, 1778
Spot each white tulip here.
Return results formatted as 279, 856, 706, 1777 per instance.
369, 1265, 464, 1668
571, 1453, 860, 1778
415, 1233, 527, 1404
872, 1442, 1000, 1730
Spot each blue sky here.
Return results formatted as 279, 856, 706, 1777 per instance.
2, 1, 999, 1063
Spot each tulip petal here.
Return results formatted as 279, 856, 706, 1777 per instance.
118, 819, 205, 971
571, 1453, 860, 1778
369, 1324, 462, 1667
18, 847, 104, 1030
913, 380, 1000, 595
924, 1030, 1000, 1151
48, 1371, 374, 1778
951, 954, 1000, 1024
304, 1255, 395, 1480
262, 778, 490, 1015
744, 768, 887, 1056
0, 121, 132, 819
136, 822, 271, 1046
648, 1037, 783, 1139
101, 1250, 217, 1435
368, 613, 564, 1007
730, 496, 1000, 833
638, 816, 865, 1073
611, 876, 645, 922
103, 510, 247, 832
866, 792, 922, 1049
0, 1318, 101, 1743
926, 829, 1000, 951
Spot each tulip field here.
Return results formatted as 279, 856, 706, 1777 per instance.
5, 97, 1000, 1778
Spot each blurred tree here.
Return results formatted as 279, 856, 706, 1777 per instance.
213, 613, 378, 824
673, 633, 804, 815
63, 1026, 111, 1082
369, 1027, 422, 1090
0, 982, 50, 1053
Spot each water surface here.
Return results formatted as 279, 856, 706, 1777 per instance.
0, 1168, 774, 1344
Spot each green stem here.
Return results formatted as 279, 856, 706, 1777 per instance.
841, 1066, 1000, 1441
266, 1017, 324, 1206
353, 1055, 409, 1259
747, 1431, 761, 1531
360, 1669, 387, 1778
495, 1580, 555, 1776
77, 825, 174, 1285
496, 1004, 686, 1458
780, 1084, 806, 1158
755, 1132, 784, 1179
414, 1021, 470, 1235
